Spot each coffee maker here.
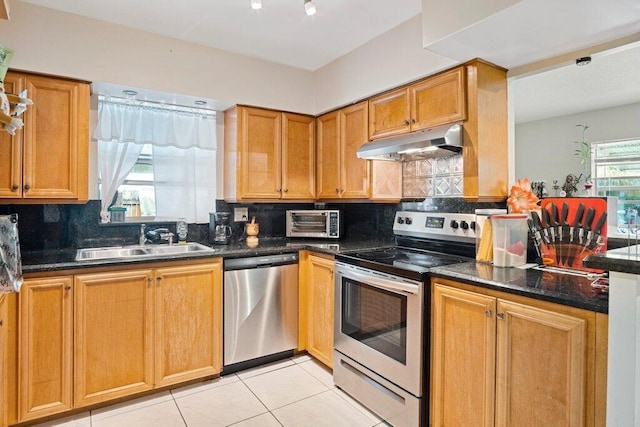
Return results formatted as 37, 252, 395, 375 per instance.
209, 212, 232, 244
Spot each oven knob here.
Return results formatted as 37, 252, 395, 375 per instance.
397, 217, 405, 224
460, 220, 469, 230
470, 221, 476, 231
405, 217, 413, 225
450, 220, 459, 229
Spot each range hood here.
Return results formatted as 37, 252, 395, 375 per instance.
357, 123, 463, 161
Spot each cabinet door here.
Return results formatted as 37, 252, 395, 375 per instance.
431, 284, 496, 427
239, 107, 282, 199
22, 75, 89, 199
340, 102, 370, 199
410, 67, 466, 131
368, 87, 410, 140
74, 270, 154, 407
0, 295, 8, 427
495, 300, 587, 427
306, 255, 335, 368
316, 111, 341, 199
18, 277, 73, 422
0, 73, 25, 198
282, 113, 315, 200
154, 262, 222, 387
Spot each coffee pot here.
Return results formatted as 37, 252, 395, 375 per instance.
210, 212, 232, 244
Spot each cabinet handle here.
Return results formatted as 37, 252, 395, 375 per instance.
147, 277, 153, 283
277, 188, 282, 192
403, 119, 410, 126
24, 184, 31, 191
496, 312, 505, 320
157, 277, 162, 282
485, 310, 492, 317
410, 118, 416, 124
283, 188, 288, 193
64, 285, 71, 291
0, 319, 3, 326
11, 184, 18, 191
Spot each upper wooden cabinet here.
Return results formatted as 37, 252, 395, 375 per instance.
317, 102, 401, 201
0, 71, 89, 201
368, 67, 466, 140
224, 105, 315, 202
431, 280, 607, 427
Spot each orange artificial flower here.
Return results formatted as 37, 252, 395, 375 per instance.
507, 178, 540, 213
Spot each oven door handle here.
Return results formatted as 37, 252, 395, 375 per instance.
339, 268, 420, 296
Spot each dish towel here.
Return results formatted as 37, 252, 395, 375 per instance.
0, 214, 22, 294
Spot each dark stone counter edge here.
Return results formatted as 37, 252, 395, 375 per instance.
584, 253, 640, 276
20, 238, 396, 274
429, 268, 608, 314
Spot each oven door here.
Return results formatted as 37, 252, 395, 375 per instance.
334, 261, 424, 396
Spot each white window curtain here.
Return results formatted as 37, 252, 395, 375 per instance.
94, 96, 217, 223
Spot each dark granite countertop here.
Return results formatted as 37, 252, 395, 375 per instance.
430, 262, 608, 314
20, 237, 395, 273
21, 237, 608, 313
583, 244, 640, 275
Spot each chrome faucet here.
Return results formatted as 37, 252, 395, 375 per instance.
139, 223, 147, 246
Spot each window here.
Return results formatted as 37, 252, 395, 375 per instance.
592, 138, 640, 233
95, 95, 217, 223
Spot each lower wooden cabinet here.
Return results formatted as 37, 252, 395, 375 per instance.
299, 251, 335, 368
154, 262, 223, 387
74, 269, 155, 407
18, 277, 73, 422
1, 295, 8, 427
306, 254, 335, 368
431, 280, 607, 427
9, 259, 223, 424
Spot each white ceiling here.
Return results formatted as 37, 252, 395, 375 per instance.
513, 42, 640, 124
18, 0, 640, 121
19, 0, 422, 71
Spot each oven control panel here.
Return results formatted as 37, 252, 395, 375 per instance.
394, 211, 477, 242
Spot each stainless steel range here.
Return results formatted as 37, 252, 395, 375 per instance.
333, 211, 477, 427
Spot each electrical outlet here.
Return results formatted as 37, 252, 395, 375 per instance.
234, 207, 248, 222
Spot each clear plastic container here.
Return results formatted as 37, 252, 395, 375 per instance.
491, 214, 528, 267
108, 206, 126, 223
475, 208, 506, 263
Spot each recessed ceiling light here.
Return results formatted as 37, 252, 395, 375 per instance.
194, 100, 208, 106
304, 0, 316, 16
122, 89, 138, 97
251, 0, 262, 10
576, 56, 591, 66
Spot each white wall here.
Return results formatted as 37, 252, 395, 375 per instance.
515, 102, 640, 188
0, 1, 316, 114
313, 15, 456, 114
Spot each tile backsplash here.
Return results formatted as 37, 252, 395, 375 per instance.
403, 155, 464, 198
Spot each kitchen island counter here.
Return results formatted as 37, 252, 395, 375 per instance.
583, 244, 640, 274
431, 261, 608, 313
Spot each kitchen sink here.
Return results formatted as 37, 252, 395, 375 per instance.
75, 242, 217, 261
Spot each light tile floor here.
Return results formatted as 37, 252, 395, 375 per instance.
32, 355, 391, 427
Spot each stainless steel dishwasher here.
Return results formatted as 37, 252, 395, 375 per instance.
223, 253, 299, 371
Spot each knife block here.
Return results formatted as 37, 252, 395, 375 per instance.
539, 197, 608, 272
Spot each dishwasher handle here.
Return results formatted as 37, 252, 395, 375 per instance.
224, 253, 299, 271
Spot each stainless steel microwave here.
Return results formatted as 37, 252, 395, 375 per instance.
286, 210, 342, 239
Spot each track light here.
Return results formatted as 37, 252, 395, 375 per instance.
304, 0, 316, 16
251, 0, 262, 10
